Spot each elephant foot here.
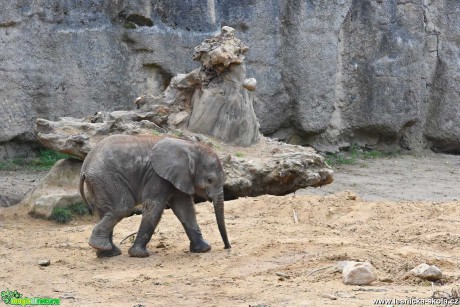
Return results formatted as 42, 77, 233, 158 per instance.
88, 234, 112, 251
190, 240, 211, 253
128, 245, 150, 258
96, 245, 122, 258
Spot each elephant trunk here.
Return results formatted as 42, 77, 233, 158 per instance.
213, 193, 231, 249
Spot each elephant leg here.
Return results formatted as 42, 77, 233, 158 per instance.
89, 212, 120, 251
96, 231, 122, 258
169, 193, 211, 253
88, 184, 134, 253
128, 200, 166, 258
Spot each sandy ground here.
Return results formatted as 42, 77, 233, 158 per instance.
302, 152, 460, 203
1, 153, 460, 306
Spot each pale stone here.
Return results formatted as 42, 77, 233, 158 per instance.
38, 259, 51, 266
243, 78, 257, 91
410, 263, 442, 281
342, 261, 377, 286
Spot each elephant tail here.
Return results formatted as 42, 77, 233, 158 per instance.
79, 173, 94, 216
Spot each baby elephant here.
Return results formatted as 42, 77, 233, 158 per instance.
79, 135, 231, 258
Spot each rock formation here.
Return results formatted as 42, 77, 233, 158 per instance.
31, 113, 333, 214
25, 27, 333, 215
162, 26, 259, 146
22, 159, 83, 218
1, 1, 460, 157
23, 131, 333, 216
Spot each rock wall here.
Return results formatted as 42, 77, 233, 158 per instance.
1, 0, 460, 158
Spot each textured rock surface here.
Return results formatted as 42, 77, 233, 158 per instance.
32, 26, 331, 202
35, 111, 333, 200
20, 158, 82, 218
2, 1, 460, 156
409, 263, 443, 281
164, 26, 260, 146
35, 107, 171, 160
341, 261, 377, 286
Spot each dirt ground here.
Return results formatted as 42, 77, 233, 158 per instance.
1, 152, 460, 306
303, 151, 460, 202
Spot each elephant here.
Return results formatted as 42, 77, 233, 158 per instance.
79, 134, 231, 258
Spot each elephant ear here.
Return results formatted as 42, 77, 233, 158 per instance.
150, 138, 196, 195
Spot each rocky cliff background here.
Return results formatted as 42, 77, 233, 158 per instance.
1, 0, 459, 159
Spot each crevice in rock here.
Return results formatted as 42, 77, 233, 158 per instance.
142, 63, 174, 91
126, 14, 153, 27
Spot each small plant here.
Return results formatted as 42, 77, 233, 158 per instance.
0, 149, 70, 171
152, 129, 162, 136
50, 207, 73, 224
361, 150, 383, 159
50, 202, 90, 224
235, 152, 244, 158
324, 144, 395, 166
170, 129, 184, 137
324, 153, 356, 166
35, 149, 70, 168
68, 202, 90, 216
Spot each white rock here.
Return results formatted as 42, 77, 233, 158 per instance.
243, 78, 257, 91
410, 263, 442, 281
221, 26, 235, 35
336, 260, 350, 272
38, 259, 50, 266
342, 261, 377, 285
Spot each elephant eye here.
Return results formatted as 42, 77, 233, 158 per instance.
207, 177, 213, 184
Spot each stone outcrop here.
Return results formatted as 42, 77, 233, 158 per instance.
30, 27, 332, 209
30, 115, 333, 213
21, 159, 82, 218
35, 112, 333, 202
2, 1, 460, 156
162, 26, 259, 146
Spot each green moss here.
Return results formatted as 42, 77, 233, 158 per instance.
151, 129, 162, 136
325, 154, 356, 166
171, 130, 184, 137
34, 149, 70, 168
68, 202, 90, 216
0, 149, 70, 171
50, 207, 73, 224
49, 203, 89, 224
235, 152, 244, 158
324, 145, 399, 166
361, 150, 384, 159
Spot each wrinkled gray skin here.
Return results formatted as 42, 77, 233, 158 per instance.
79, 135, 231, 258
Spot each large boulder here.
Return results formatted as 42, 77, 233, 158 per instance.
20, 159, 83, 218
35, 112, 333, 201
24, 127, 332, 216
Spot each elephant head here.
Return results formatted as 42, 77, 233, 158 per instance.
150, 138, 231, 249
